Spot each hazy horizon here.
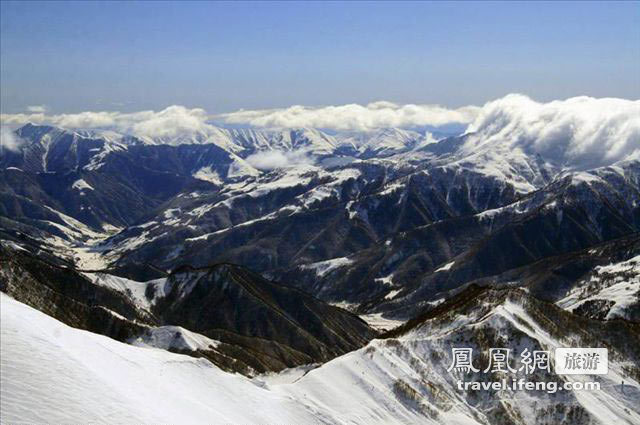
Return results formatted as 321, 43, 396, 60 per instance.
1, 1, 638, 115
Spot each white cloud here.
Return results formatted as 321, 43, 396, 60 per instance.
216, 102, 480, 132
0, 101, 480, 137
129, 106, 211, 139
26, 105, 47, 113
0, 106, 214, 140
245, 149, 314, 170
464, 94, 640, 168
0, 126, 25, 152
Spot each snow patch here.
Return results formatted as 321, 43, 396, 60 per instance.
132, 326, 220, 352
72, 179, 94, 192
300, 257, 353, 277
193, 166, 223, 185
359, 313, 405, 332
435, 261, 455, 272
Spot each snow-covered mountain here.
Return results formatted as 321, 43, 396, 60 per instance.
2, 94, 640, 424
557, 254, 640, 321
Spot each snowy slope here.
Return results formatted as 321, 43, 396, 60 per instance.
229, 127, 338, 156
131, 325, 221, 352
0, 293, 319, 425
282, 289, 640, 425
341, 128, 423, 157
83, 272, 168, 312
557, 255, 640, 321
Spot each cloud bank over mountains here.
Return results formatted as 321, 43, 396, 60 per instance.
1, 94, 638, 168
1, 101, 478, 136
217, 101, 480, 132
0, 106, 212, 140
464, 94, 640, 168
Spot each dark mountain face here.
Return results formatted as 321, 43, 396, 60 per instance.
273, 165, 640, 316
154, 264, 375, 371
0, 244, 153, 341
0, 125, 251, 231
104, 161, 526, 278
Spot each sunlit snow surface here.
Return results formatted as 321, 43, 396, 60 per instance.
360, 312, 405, 331
83, 272, 167, 312
0, 293, 317, 425
0, 293, 434, 425
71, 178, 95, 192
557, 255, 640, 320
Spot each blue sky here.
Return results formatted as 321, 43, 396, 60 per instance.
1, 1, 638, 114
